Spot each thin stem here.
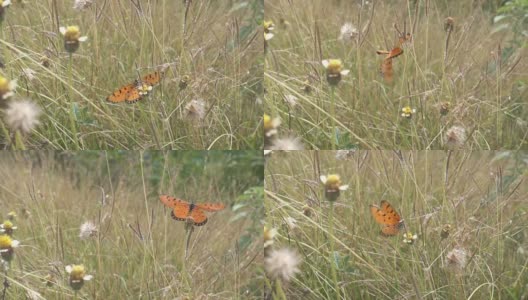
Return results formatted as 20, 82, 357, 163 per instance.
330, 86, 337, 150
67, 53, 80, 149
274, 278, 287, 300
14, 130, 26, 150
328, 201, 339, 299
1, 268, 9, 300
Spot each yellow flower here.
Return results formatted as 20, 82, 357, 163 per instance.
322, 59, 350, 86
263, 114, 281, 137
0, 76, 17, 100
401, 106, 416, 118
403, 232, 418, 244
65, 264, 93, 290
59, 25, 88, 53
0, 220, 17, 235
7, 211, 16, 220
264, 20, 275, 41
264, 226, 277, 248
320, 174, 348, 201
0, 234, 19, 262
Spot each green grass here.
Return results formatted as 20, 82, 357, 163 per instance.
0, 151, 263, 299
0, 1, 263, 150
264, 0, 528, 149
264, 150, 528, 299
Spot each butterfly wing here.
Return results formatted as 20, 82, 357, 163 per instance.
160, 195, 188, 208
370, 200, 401, 225
381, 224, 401, 236
125, 86, 142, 103
142, 71, 162, 86
387, 47, 403, 59
160, 195, 191, 222
171, 204, 192, 222
380, 58, 393, 83
189, 208, 208, 226
107, 83, 136, 103
194, 203, 225, 212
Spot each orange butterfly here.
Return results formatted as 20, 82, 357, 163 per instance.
107, 71, 163, 104
370, 200, 404, 236
376, 23, 412, 83
159, 195, 225, 226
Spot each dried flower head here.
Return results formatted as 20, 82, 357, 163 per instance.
5, 99, 42, 134
265, 248, 301, 282
79, 221, 97, 240
184, 99, 206, 122
401, 106, 416, 118
73, 0, 92, 10
339, 23, 358, 43
284, 217, 297, 231
440, 101, 451, 115
444, 125, 467, 149
445, 247, 468, 271
335, 150, 356, 160
65, 264, 93, 290
320, 174, 348, 201
302, 205, 314, 217
441, 224, 452, 239
179, 75, 190, 90
444, 17, 455, 32
59, 26, 88, 53
322, 59, 350, 86
301, 79, 312, 94
283, 94, 298, 108
21, 68, 37, 82
270, 136, 304, 151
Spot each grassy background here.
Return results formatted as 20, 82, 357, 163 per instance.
264, 0, 527, 149
1, 0, 263, 150
0, 151, 263, 299
265, 150, 528, 299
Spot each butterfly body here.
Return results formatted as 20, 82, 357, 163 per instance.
160, 195, 225, 226
107, 71, 163, 104
370, 200, 404, 236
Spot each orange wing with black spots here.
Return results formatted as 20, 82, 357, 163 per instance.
141, 71, 163, 86
106, 83, 142, 103
160, 195, 224, 226
195, 203, 225, 211
370, 200, 403, 236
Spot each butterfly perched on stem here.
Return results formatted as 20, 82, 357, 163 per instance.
370, 200, 404, 236
160, 195, 225, 226
376, 23, 412, 83
107, 71, 163, 104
